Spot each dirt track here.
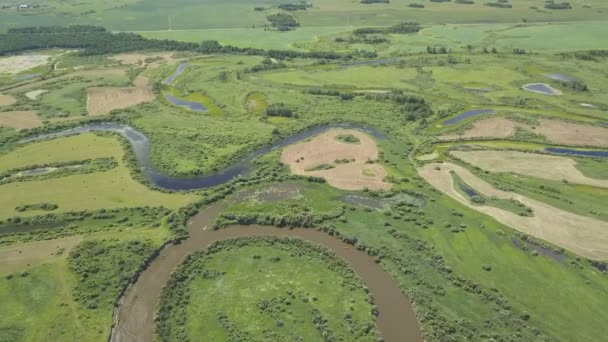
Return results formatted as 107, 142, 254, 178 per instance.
451, 150, 608, 188
111, 201, 422, 342
281, 129, 391, 190
418, 162, 608, 260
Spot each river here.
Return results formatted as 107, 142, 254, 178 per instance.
20, 122, 386, 191
110, 197, 423, 342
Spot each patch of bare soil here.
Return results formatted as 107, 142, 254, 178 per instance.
440, 118, 521, 140
451, 150, 608, 188
0, 236, 82, 274
0, 111, 42, 130
281, 129, 391, 190
418, 162, 608, 260
0, 93, 16, 106
86, 76, 154, 116
533, 119, 608, 147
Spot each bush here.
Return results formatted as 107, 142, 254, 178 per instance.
266, 103, 294, 117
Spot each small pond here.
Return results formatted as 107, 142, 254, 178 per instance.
522, 83, 561, 96
544, 74, 575, 82
545, 147, 608, 158
164, 94, 208, 112
442, 109, 495, 125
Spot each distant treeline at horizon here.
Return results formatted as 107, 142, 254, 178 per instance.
0, 25, 363, 60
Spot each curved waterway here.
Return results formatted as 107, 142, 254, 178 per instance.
20, 123, 385, 191
110, 200, 422, 342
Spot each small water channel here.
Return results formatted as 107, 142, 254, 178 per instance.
20, 122, 386, 191
545, 147, 608, 158
340, 58, 401, 68
163, 94, 208, 112
442, 109, 495, 125
163, 63, 188, 85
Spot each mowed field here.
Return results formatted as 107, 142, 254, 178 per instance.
0, 134, 196, 219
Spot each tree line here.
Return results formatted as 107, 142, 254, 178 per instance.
0, 25, 350, 60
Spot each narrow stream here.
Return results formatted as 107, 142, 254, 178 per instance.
110, 199, 422, 342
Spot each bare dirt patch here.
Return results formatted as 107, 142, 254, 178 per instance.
440, 118, 521, 140
86, 76, 154, 116
0, 111, 42, 130
419, 162, 608, 260
0, 93, 16, 106
0, 236, 82, 274
281, 129, 391, 190
0, 54, 50, 74
451, 150, 608, 188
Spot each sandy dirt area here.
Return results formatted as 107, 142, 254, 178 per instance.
25, 89, 48, 100
0, 93, 16, 106
418, 162, 608, 260
533, 119, 608, 147
281, 129, 391, 190
440, 117, 521, 140
451, 150, 608, 188
0, 54, 50, 74
0, 111, 42, 130
0, 236, 82, 274
86, 76, 154, 116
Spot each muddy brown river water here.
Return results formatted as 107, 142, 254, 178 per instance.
111, 202, 422, 342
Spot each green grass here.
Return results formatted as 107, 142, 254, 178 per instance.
245, 92, 268, 114
480, 171, 608, 222
0, 235, 160, 342
0, 133, 196, 219
574, 157, 608, 180
451, 171, 534, 216
157, 237, 378, 341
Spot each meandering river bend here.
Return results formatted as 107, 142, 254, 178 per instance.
21, 122, 385, 190
110, 198, 423, 342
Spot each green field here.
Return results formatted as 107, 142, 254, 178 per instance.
157, 237, 378, 341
